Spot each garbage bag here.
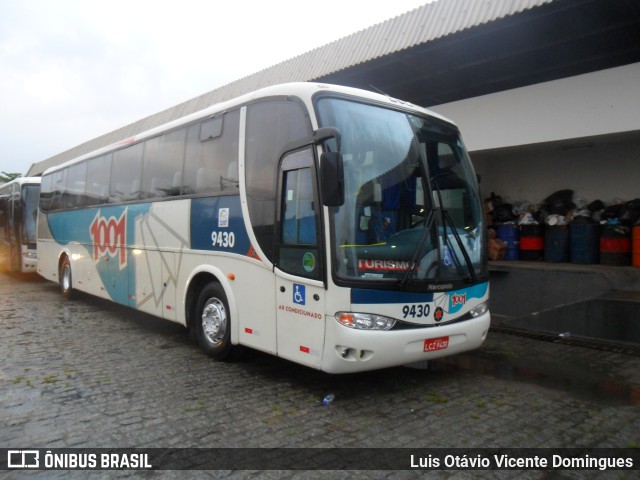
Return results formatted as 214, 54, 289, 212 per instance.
587, 199, 605, 213
619, 199, 640, 225
543, 189, 575, 216
492, 203, 515, 223
601, 204, 623, 221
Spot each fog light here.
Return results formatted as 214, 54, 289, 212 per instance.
336, 346, 350, 358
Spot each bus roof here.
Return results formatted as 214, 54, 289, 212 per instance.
0, 177, 42, 189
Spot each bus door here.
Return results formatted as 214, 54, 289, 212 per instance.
274, 147, 325, 368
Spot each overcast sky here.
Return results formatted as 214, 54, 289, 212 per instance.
0, 0, 430, 176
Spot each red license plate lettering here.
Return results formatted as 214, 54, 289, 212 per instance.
424, 336, 449, 352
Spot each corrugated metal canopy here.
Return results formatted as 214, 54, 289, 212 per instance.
28, 0, 640, 176
319, 0, 640, 106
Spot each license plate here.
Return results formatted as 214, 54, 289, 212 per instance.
423, 336, 449, 352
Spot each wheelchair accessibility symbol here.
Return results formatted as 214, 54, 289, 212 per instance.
293, 284, 305, 305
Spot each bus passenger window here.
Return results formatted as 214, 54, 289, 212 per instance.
50, 169, 68, 211
246, 100, 312, 263
39, 175, 53, 212
65, 161, 88, 208
110, 143, 143, 202
142, 129, 186, 198
85, 154, 112, 206
183, 110, 239, 195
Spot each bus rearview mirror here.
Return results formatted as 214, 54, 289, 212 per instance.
321, 151, 344, 207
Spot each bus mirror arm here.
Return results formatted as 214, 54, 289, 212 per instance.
314, 127, 341, 152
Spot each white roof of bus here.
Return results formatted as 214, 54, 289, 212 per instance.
0, 176, 41, 188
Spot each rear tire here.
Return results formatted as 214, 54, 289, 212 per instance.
60, 256, 75, 300
195, 282, 232, 360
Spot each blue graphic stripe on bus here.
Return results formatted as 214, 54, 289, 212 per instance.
447, 282, 489, 314
351, 289, 434, 305
190, 196, 251, 256
47, 204, 152, 306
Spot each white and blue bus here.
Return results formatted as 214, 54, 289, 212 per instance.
38, 83, 489, 373
0, 177, 40, 273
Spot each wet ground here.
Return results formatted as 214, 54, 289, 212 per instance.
1, 272, 639, 478
502, 291, 640, 348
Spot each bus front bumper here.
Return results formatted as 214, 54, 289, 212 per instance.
321, 311, 491, 374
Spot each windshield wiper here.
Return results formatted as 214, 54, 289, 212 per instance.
400, 208, 436, 287
428, 176, 478, 284
441, 208, 478, 283
399, 206, 478, 286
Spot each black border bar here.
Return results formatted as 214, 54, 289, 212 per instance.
2, 448, 638, 471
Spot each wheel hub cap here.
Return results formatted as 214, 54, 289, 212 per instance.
201, 299, 226, 345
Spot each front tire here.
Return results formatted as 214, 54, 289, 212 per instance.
60, 256, 75, 300
195, 282, 232, 360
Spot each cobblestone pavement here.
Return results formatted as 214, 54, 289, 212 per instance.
1, 272, 639, 479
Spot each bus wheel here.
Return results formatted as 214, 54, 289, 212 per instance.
195, 282, 232, 360
60, 257, 75, 300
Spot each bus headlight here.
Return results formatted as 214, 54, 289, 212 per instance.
469, 302, 488, 318
336, 312, 396, 330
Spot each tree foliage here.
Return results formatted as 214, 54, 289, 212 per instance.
1, 172, 22, 183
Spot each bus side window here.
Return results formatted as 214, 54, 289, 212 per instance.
110, 143, 143, 203
39, 175, 53, 212
65, 161, 88, 209
50, 169, 68, 211
183, 110, 239, 195
85, 154, 112, 206
245, 100, 312, 263
141, 129, 186, 199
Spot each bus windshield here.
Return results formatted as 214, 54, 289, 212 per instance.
316, 97, 486, 286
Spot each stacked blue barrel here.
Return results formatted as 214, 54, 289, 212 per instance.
497, 224, 519, 260
569, 221, 599, 264
486, 190, 640, 265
